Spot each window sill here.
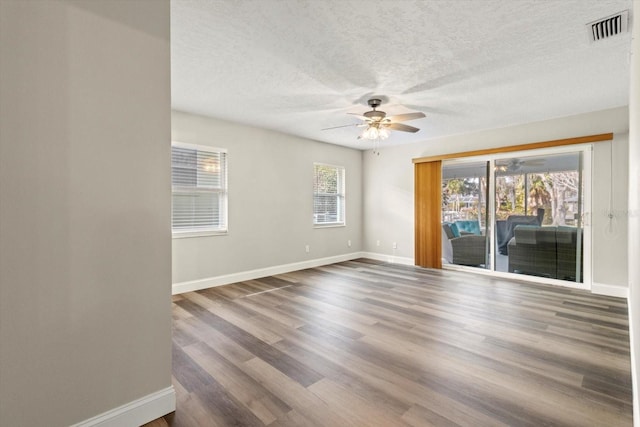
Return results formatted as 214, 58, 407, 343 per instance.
172, 230, 228, 239
314, 223, 346, 229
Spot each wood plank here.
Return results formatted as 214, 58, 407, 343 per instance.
141, 418, 169, 427
307, 378, 406, 427
242, 357, 356, 427
183, 341, 291, 424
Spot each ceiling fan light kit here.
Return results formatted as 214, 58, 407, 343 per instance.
362, 125, 389, 140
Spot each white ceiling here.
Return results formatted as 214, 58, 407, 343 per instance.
171, 0, 632, 150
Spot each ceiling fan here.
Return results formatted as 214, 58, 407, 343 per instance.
495, 158, 546, 172
323, 98, 426, 140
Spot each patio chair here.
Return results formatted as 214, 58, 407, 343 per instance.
443, 223, 487, 266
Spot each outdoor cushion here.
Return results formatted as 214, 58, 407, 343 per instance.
556, 226, 576, 243
455, 220, 481, 235
442, 223, 456, 240
513, 225, 538, 244
449, 222, 460, 238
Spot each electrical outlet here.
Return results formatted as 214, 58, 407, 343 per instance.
348, 240, 352, 247
305, 245, 310, 253
393, 242, 397, 249
376, 240, 380, 246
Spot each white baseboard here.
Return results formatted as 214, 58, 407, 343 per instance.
591, 282, 629, 298
70, 386, 175, 427
359, 252, 415, 266
173, 252, 366, 294
628, 293, 639, 427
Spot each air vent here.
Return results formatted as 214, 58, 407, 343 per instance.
587, 10, 628, 42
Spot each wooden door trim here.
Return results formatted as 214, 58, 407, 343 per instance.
414, 161, 442, 268
412, 133, 613, 164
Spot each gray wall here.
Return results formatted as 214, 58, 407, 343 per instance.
0, 1, 172, 426
172, 111, 363, 286
363, 107, 630, 290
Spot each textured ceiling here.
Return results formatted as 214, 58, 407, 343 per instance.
171, 0, 632, 150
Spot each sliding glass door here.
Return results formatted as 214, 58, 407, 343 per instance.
441, 161, 490, 270
495, 152, 584, 283
442, 148, 588, 287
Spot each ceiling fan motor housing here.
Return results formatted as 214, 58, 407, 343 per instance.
365, 99, 386, 121
367, 98, 382, 108
364, 110, 386, 121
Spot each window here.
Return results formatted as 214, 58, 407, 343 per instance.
313, 163, 345, 226
171, 142, 227, 236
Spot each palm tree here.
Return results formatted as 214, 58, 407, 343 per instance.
528, 174, 550, 222
536, 171, 579, 225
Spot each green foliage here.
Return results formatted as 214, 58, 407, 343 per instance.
314, 165, 338, 193
442, 177, 482, 220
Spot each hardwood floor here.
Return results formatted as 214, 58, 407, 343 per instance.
151, 259, 632, 426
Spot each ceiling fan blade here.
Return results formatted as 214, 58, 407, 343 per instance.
321, 123, 359, 131
386, 112, 426, 122
347, 113, 371, 121
387, 123, 420, 133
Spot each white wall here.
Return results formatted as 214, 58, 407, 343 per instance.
363, 107, 630, 290
172, 111, 363, 288
593, 137, 629, 288
0, 1, 173, 426
627, 2, 640, 426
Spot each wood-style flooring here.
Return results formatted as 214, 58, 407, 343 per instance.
150, 259, 632, 426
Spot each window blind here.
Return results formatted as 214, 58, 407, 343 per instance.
172, 144, 227, 234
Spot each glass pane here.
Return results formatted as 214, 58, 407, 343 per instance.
172, 147, 197, 187
172, 147, 225, 189
197, 151, 223, 188
314, 165, 338, 194
314, 194, 338, 223
172, 192, 223, 230
441, 161, 489, 269
495, 152, 583, 282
